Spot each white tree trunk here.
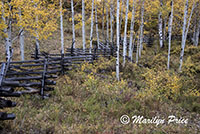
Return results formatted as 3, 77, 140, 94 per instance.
163, 17, 167, 43
33, 3, 40, 55
139, 0, 144, 58
82, 0, 86, 50
195, 19, 200, 46
95, 3, 100, 48
116, 0, 120, 81
179, 0, 189, 72
167, 0, 174, 70
1, 2, 12, 60
129, 0, 135, 62
71, 0, 76, 48
123, 0, 129, 66
110, 0, 113, 47
106, 2, 109, 47
193, 22, 197, 45
19, 9, 24, 61
102, 0, 105, 41
136, 37, 140, 64
119, 0, 125, 41
184, 2, 195, 42
89, 0, 94, 53
60, 0, 64, 54
158, 0, 163, 48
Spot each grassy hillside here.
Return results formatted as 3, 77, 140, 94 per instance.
0, 35, 200, 133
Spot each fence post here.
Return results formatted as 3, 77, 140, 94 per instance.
41, 59, 47, 98
61, 53, 65, 75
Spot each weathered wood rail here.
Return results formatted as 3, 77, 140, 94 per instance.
0, 44, 122, 120
0, 39, 138, 121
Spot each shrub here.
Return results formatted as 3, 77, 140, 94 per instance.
137, 69, 182, 101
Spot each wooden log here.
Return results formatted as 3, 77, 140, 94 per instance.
0, 98, 16, 108
2, 81, 56, 87
44, 87, 54, 91
21, 87, 39, 94
0, 59, 44, 64
0, 91, 21, 97
5, 75, 57, 81
0, 112, 15, 120
41, 59, 47, 96
6, 69, 60, 75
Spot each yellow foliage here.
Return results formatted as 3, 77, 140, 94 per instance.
137, 69, 182, 101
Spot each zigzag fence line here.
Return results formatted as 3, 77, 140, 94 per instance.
0, 42, 119, 120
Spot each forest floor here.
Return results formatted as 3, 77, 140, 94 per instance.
0, 30, 200, 133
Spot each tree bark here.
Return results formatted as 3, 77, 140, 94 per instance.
19, 9, 24, 61
136, 37, 140, 64
119, 0, 125, 41
116, 0, 120, 81
110, 0, 114, 48
184, 2, 195, 42
106, 1, 109, 47
95, 2, 100, 48
139, 0, 144, 58
158, 0, 163, 48
179, 0, 189, 72
71, 0, 76, 48
195, 19, 200, 46
60, 0, 64, 54
123, 0, 129, 66
34, 3, 40, 55
102, 0, 105, 41
129, 0, 135, 62
167, 0, 174, 70
1, 2, 12, 61
163, 17, 167, 43
89, 0, 95, 53
82, 0, 86, 50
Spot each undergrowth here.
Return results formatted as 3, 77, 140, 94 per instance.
0, 45, 200, 134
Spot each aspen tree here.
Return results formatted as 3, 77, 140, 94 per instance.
60, 0, 64, 54
1, 0, 58, 60
106, 0, 109, 47
102, 0, 105, 41
179, 0, 195, 71
19, 9, 24, 61
129, 0, 135, 62
167, 0, 174, 70
123, 0, 129, 67
179, 0, 188, 71
95, 1, 100, 48
89, 0, 95, 53
119, 0, 124, 41
82, 0, 86, 50
163, 17, 167, 43
136, 37, 140, 64
195, 19, 200, 46
110, 0, 114, 48
71, 0, 76, 48
116, 0, 120, 81
184, 2, 196, 42
1, 1, 12, 60
139, 0, 144, 58
158, 0, 163, 48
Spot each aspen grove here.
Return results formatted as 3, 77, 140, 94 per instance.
0, 0, 200, 133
